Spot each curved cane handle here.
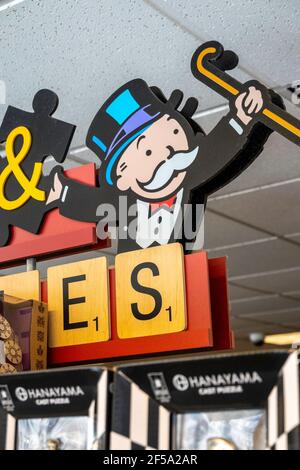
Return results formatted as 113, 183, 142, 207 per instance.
191, 41, 241, 99
191, 41, 300, 145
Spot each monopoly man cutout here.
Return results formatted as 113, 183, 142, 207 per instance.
47, 45, 284, 253
2, 41, 298, 253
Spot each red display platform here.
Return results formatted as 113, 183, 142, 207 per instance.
0, 164, 109, 267
46, 251, 233, 366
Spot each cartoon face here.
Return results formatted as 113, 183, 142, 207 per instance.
115, 114, 198, 200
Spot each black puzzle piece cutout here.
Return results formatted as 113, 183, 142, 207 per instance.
0, 89, 76, 247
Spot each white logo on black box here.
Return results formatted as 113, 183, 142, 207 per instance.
173, 374, 189, 391
15, 387, 28, 402
148, 372, 171, 403
0, 385, 14, 411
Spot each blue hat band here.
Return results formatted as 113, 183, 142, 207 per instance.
105, 125, 151, 186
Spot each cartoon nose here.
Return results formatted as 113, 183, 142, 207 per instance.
166, 145, 174, 160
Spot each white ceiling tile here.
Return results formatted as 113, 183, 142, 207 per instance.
231, 317, 260, 331
231, 295, 300, 316
163, 0, 300, 85
234, 324, 295, 338
211, 135, 300, 197
208, 180, 300, 236
209, 238, 300, 277
204, 209, 266, 249
229, 283, 263, 301
246, 309, 300, 325
231, 267, 300, 294
0, 0, 225, 150
285, 290, 300, 299
231, 317, 297, 336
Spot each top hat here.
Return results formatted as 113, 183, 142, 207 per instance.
86, 79, 164, 186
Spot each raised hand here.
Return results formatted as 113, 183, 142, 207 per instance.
235, 86, 263, 125
46, 169, 63, 205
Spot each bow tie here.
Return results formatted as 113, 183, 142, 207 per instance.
150, 195, 177, 214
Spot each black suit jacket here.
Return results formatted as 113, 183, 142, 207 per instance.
57, 115, 272, 253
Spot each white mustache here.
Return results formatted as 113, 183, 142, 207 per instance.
143, 146, 199, 191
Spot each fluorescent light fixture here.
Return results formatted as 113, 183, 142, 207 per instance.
0, 0, 25, 12
264, 331, 300, 346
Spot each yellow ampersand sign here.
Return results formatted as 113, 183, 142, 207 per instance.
0, 126, 45, 211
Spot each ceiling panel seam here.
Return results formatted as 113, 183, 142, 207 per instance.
206, 237, 277, 252
207, 208, 300, 249
209, 177, 300, 201
229, 280, 300, 300
231, 294, 283, 304
232, 314, 299, 331
229, 265, 300, 281
242, 306, 300, 318
207, 235, 300, 253
231, 293, 300, 304
0, 0, 25, 12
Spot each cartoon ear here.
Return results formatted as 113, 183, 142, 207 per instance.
168, 89, 184, 109
116, 175, 130, 192
181, 97, 198, 118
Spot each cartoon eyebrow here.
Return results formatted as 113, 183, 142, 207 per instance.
136, 135, 146, 149
119, 163, 127, 172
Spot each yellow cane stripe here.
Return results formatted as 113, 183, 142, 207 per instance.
197, 47, 300, 141
263, 108, 300, 138
196, 47, 239, 96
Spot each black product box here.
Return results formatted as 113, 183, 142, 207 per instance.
118, 350, 300, 450
109, 371, 171, 450
0, 367, 109, 450
1, 351, 298, 450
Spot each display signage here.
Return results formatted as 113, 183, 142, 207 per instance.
0, 367, 108, 450
0, 90, 99, 265
119, 351, 290, 411
0, 271, 40, 301
46, 248, 231, 365
0, 164, 108, 266
48, 257, 110, 348
0, 41, 299, 264
115, 243, 186, 339
48, 244, 186, 349
0, 246, 232, 364
0, 41, 299, 362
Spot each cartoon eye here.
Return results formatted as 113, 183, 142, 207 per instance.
173, 129, 179, 135
146, 149, 152, 156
